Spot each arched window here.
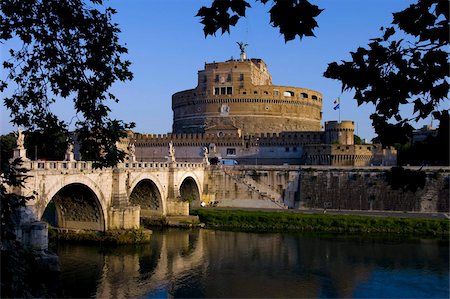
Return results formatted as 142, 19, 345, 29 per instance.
301, 93, 308, 98
283, 91, 294, 97
312, 95, 317, 100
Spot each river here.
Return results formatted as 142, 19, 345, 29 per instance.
54, 229, 449, 298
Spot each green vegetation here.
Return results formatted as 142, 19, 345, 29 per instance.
48, 227, 152, 245
192, 209, 449, 236
385, 166, 426, 193
141, 216, 169, 228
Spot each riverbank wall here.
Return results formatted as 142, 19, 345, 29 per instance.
206, 166, 449, 213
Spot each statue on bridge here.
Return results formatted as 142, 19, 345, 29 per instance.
64, 141, 75, 161
16, 128, 25, 149
12, 128, 29, 161
168, 141, 176, 163
128, 142, 136, 162
203, 146, 210, 166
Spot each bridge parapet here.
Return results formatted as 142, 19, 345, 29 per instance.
120, 161, 204, 169
23, 160, 94, 171
20, 160, 205, 171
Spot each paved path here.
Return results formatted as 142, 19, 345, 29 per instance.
202, 207, 449, 220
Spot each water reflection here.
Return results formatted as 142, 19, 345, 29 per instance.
55, 230, 449, 298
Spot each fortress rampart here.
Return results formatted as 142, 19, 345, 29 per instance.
120, 51, 396, 167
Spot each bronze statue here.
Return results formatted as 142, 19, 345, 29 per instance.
237, 41, 248, 54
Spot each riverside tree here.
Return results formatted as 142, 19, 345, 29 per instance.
1, 1, 132, 296
324, 0, 449, 146
197, 0, 449, 147
1, 0, 134, 168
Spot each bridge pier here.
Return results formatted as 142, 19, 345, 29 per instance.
108, 206, 140, 230
15, 206, 49, 250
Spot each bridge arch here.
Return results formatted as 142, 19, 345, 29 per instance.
178, 173, 202, 206
38, 175, 108, 230
41, 183, 106, 231
129, 174, 166, 215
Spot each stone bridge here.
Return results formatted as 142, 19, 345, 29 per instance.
14, 160, 207, 232
10, 159, 449, 250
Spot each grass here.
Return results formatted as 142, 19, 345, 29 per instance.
48, 227, 152, 244
191, 209, 449, 236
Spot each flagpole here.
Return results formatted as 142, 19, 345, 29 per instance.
339, 96, 341, 123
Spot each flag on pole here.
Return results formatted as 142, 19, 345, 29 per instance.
333, 97, 340, 110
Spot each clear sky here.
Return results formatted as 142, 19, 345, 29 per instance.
1, 0, 426, 141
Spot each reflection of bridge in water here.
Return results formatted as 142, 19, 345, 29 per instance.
56, 229, 448, 298
15, 160, 206, 232
94, 230, 207, 298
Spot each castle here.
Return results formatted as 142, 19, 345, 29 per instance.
123, 47, 396, 166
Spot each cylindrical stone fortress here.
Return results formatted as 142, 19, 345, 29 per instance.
172, 58, 322, 134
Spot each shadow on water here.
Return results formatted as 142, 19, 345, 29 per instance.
54, 229, 449, 298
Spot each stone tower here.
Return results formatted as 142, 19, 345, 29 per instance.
324, 121, 355, 145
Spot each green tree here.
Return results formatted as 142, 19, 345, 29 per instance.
0, 133, 15, 171
25, 130, 68, 161
1, 1, 132, 295
324, 1, 449, 146
354, 135, 363, 145
1, 0, 134, 168
396, 110, 449, 166
197, 0, 323, 42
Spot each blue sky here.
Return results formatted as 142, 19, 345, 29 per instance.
1, 0, 425, 141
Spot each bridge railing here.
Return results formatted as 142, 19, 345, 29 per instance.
23, 160, 94, 171
119, 161, 204, 169
21, 160, 206, 171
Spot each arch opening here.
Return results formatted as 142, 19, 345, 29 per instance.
179, 177, 201, 207
130, 179, 163, 216
41, 183, 105, 231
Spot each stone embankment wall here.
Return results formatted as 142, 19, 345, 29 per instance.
204, 166, 300, 209
297, 168, 449, 212
206, 166, 449, 213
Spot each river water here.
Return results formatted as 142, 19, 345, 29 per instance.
54, 229, 449, 298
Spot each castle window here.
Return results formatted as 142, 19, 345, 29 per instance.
226, 148, 236, 156
301, 93, 308, 98
312, 95, 318, 100
293, 146, 297, 152
203, 75, 207, 83
285, 147, 290, 152
274, 90, 279, 95
264, 91, 268, 95
227, 74, 231, 81
221, 87, 226, 95
226, 87, 232, 95
239, 73, 244, 81
254, 90, 258, 94
283, 91, 294, 97
215, 75, 219, 82
214, 87, 220, 95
